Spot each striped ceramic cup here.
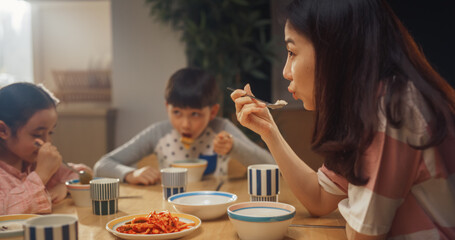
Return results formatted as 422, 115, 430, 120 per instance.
248, 164, 280, 202
24, 214, 78, 240
161, 167, 187, 200
89, 178, 119, 215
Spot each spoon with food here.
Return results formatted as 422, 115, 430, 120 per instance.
227, 87, 288, 109
34, 141, 93, 184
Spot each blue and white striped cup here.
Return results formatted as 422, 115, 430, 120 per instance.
24, 214, 78, 240
89, 178, 119, 215
160, 168, 187, 200
248, 164, 280, 202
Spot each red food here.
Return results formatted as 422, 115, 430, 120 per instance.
116, 211, 195, 234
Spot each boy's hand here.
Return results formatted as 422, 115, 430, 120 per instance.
213, 131, 233, 156
125, 166, 161, 185
48, 183, 68, 203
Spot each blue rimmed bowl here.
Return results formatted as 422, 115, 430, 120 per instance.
168, 191, 237, 220
227, 201, 295, 240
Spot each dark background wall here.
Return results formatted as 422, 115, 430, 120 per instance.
387, 0, 455, 87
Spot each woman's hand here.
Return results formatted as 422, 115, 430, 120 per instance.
34, 140, 63, 185
124, 166, 161, 185
48, 183, 68, 203
230, 84, 277, 139
213, 131, 233, 155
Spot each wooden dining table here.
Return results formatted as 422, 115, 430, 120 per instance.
5, 174, 347, 240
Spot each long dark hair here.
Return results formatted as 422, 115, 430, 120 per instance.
285, 0, 455, 185
0, 82, 58, 136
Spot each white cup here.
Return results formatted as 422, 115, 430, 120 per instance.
161, 168, 187, 200
171, 159, 207, 183
24, 214, 78, 240
248, 164, 280, 202
90, 178, 120, 215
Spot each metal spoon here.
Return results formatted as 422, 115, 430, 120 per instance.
227, 87, 288, 109
61, 161, 93, 184
34, 141, 93, 184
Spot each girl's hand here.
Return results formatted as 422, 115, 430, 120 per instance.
124, 166, 161, 185
230, 84, 277, 139
48, 183, 68, 203
34, 140, 62, 184
67, 163, 93, 176
213, 131, 233, 155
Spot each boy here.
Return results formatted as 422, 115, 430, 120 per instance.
94, 68, 275, 185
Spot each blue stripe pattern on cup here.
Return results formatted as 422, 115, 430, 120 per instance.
163, 186, 186, 200
89, 178, 119, 201
24, 215, 78, 240
248, 164, 280, 201
92, 199, 118, 215
250, 195, 278, 202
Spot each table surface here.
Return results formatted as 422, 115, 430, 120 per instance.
6, 176, 347, 240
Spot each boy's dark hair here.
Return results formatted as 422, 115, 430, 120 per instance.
165, 67, 219, 108
0, 82, 58, 135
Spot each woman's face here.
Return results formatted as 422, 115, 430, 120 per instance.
283, 21, 316, 110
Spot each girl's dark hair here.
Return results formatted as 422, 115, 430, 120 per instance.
165, 67, 219, 108
285, 0, 455, 185
0, 82, 58, 135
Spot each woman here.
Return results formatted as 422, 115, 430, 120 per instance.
231, 0, 455, 239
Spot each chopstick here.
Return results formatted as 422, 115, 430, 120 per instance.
289, 224, 346, 229
215, 180, 225, 191
118, 196, 143, 199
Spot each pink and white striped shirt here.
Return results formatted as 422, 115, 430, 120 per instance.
0, 161, 78, 215
318, 83, 455, 239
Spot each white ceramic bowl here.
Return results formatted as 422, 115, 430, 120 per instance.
65, 178, 91, 207
171, 159, 208, 183
168, 191, 237, 220
227, 201, 295, 240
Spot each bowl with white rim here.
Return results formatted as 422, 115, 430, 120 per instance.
171, 159, 208, 183
227, 201, 295, 240
168, 191, 237, 220
65, 178, 91, 207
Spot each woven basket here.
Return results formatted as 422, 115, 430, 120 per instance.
53, 70, 111, 102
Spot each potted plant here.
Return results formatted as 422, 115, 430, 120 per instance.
145, 0, 276, 121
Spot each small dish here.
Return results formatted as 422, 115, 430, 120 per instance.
65, 178, 91, 207
227, 201, 295, 240
106, 213, 201, 240
0, 214, 38, 238
170, 159, 207, 183
168, 191, 237, 220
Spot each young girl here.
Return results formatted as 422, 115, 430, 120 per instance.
0, 82, 92, 215
231, 0, 455, 239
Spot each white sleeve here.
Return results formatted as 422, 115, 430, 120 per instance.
317, 168, 346, 196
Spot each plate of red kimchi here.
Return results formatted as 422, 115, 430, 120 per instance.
106, 211, 201, 239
